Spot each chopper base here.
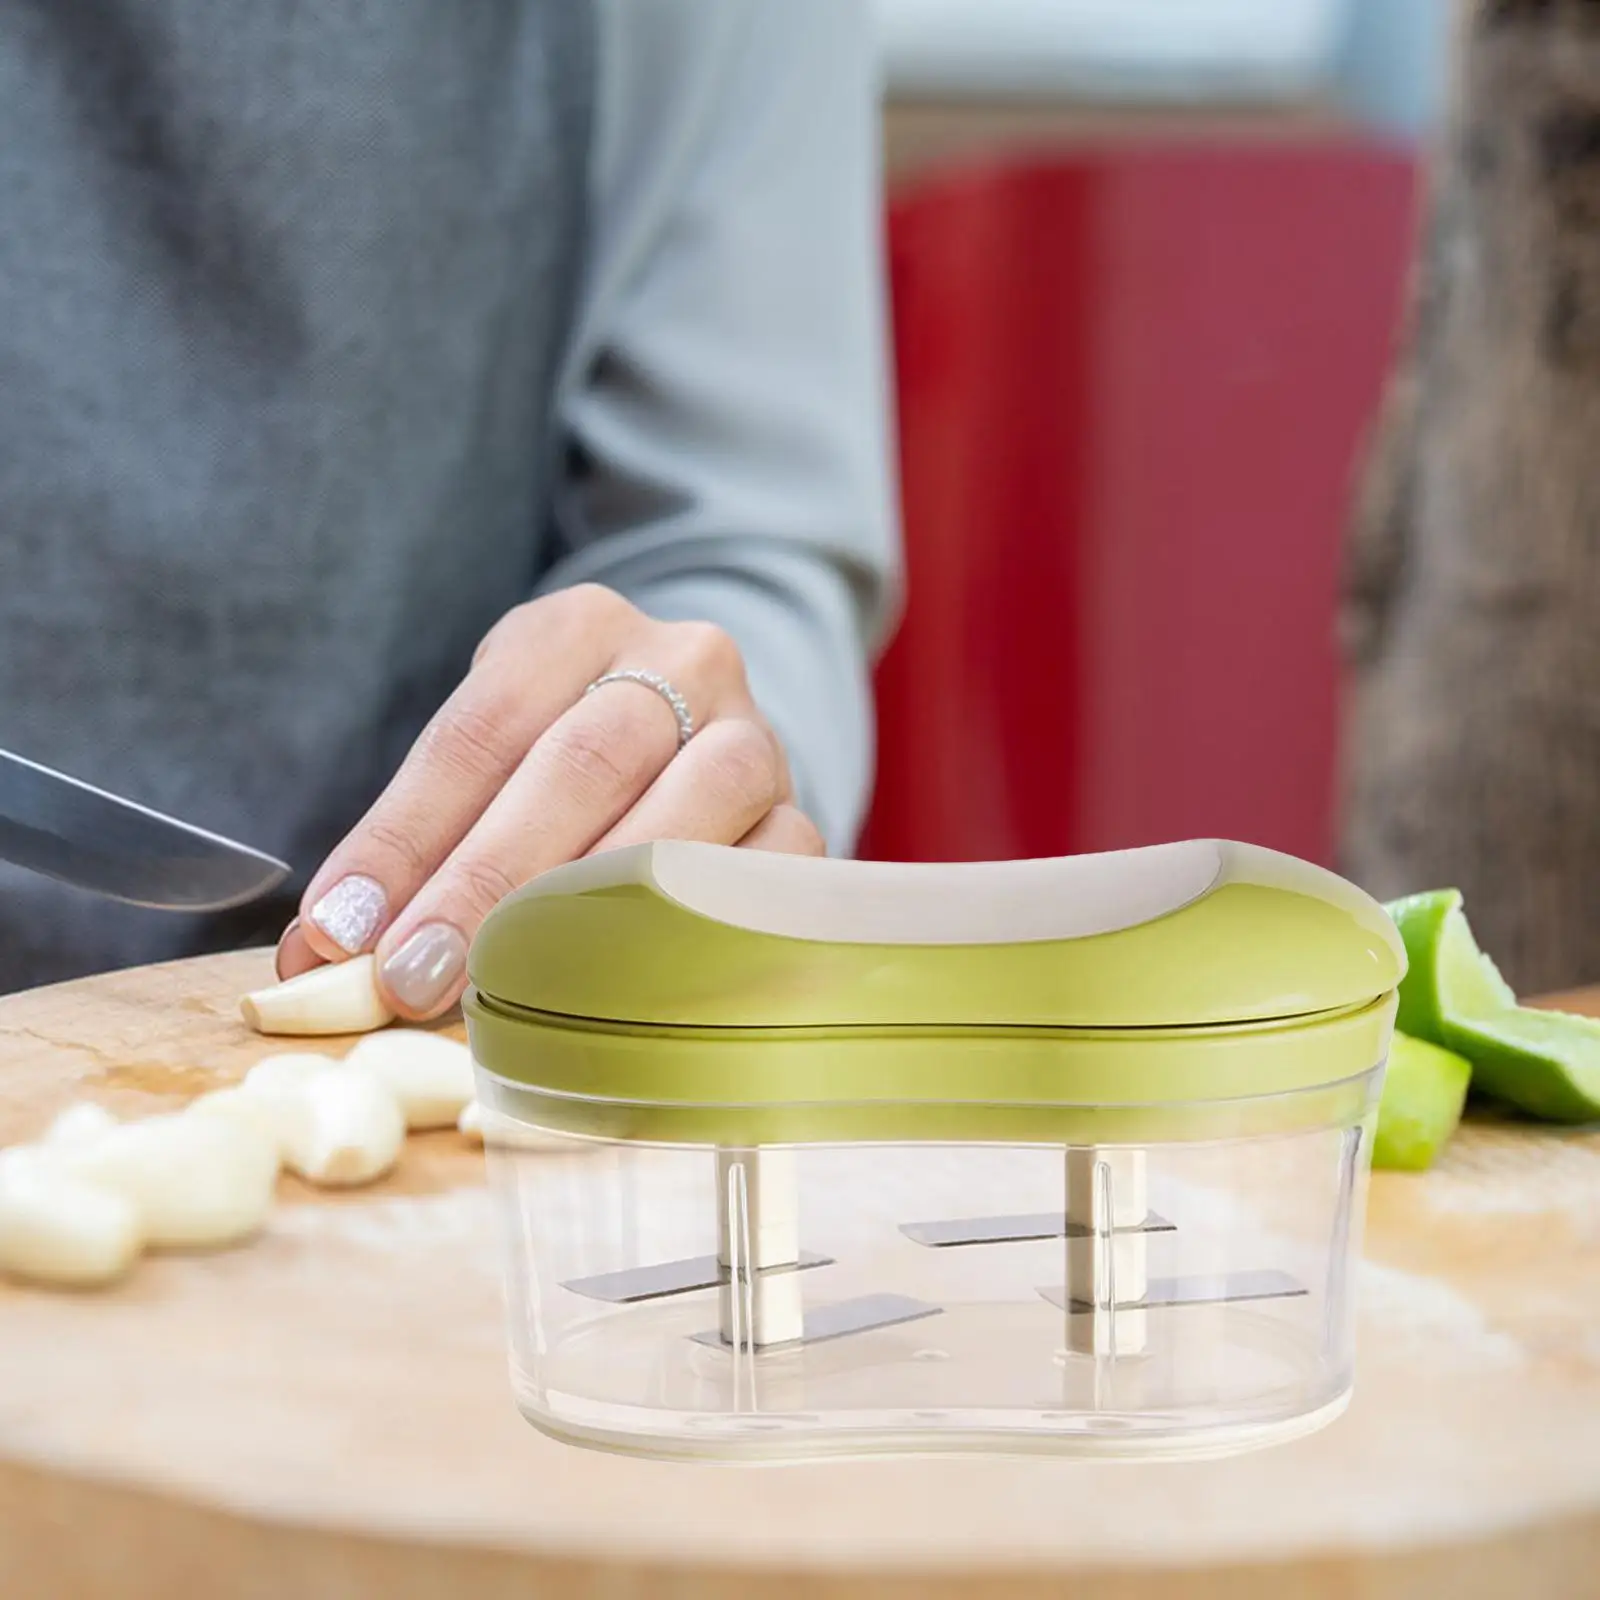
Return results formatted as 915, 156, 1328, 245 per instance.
516, 1386, 1354, 1466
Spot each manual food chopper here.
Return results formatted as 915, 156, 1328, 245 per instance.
464, 838, 1403, 1462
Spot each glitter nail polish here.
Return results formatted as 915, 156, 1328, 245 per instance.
309, 874, 388, 955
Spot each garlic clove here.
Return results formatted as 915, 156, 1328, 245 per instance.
61, 1113, 279, 1250
241, 1053, 338, 1095
0, 1149, 143, 1289
240, 954, 394, 1036
42, 1102, 119, 1151
185, 1086, 304, 1167
344, 1031, 475, 1130
457, 1100, 483, 1142
185, 1053, 339, 1165
0, 1142, 70, 1187
285, 1070, 405, 1188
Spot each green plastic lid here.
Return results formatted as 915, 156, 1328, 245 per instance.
468, 839, 1405, 1032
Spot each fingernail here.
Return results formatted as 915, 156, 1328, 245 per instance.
309, 875, 388, 954
380, 922, 468, 1014
275, 917, 300, 978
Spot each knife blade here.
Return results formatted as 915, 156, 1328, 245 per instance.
0, 747, 292, 912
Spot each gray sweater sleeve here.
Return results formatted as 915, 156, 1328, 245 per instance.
540, 0, 902, 854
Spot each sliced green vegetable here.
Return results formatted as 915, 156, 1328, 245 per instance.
1373, 1032, 1472, 1171
1385, 888, 1516, 1041
1441, 1009, 1600, 1124
1385, 890, 1600, 1125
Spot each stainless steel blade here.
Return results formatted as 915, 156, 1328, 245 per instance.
562, 1250, 834, 1306
0, 748, 292, 911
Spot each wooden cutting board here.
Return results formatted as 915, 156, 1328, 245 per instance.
1, 952, 1597, 1600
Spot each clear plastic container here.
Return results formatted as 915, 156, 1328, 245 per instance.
474, 1071, 1380, 1462
464, 839, 1402, 1462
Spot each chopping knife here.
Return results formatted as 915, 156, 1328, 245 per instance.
0, 747, 291, 912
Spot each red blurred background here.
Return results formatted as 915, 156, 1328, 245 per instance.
860, 138, 1417, 867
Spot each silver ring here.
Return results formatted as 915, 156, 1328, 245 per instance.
584, 669, 695, 749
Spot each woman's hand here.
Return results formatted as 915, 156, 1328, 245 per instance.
275, 584, 823, 1018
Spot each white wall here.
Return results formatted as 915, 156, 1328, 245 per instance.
873, 0, 1350, 100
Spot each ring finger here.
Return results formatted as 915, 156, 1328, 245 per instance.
587, 714, 787, 855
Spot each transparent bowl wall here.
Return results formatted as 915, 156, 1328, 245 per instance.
476, 1070, 1381, 1463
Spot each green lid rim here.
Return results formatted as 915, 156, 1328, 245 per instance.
462, 988, 1396, 1142
466, 990, 1384, 1042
